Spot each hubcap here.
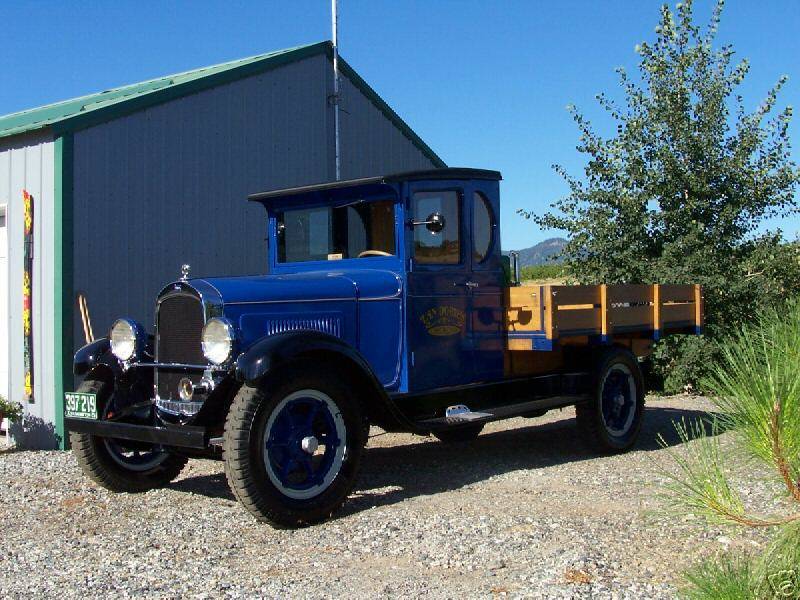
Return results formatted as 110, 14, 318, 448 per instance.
600, 365, 636, 436
262, 389, 347, 500
301, 435, 319, 454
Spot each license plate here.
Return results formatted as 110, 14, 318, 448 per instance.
65, 392, 97, 419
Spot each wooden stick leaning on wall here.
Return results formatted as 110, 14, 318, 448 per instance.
77, 293, 94, 345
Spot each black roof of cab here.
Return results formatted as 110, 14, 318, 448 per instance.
248, 168, 502, 202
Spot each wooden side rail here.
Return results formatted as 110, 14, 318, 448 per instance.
546, 285, 602, 338
506, 283, 703, 350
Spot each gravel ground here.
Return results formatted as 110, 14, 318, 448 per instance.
0, 395, 777, 599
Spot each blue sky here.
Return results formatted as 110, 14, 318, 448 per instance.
1, 1, 797, 250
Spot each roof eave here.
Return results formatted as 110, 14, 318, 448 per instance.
0, 40, 447, 170
51, 41, 331, 136
0, 42, 331, 140
248, 168, 501, 202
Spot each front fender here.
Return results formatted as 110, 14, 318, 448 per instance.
74, 337, 120, 377
234, 331, 419, 433
235, 331, 376, 386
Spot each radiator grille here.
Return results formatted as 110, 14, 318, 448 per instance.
155, 294, 205, 399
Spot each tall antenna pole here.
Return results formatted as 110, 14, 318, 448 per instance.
331, 0, 341, 181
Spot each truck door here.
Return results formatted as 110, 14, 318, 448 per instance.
407, 185, 475, 391
467, 183, 505, 382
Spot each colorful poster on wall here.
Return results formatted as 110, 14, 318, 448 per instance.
23, 190, 34, 403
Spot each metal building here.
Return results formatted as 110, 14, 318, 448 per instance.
0, 41, 445, 448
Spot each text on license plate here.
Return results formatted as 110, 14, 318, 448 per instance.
64, 392, 97, 419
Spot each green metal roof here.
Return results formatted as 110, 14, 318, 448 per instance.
0, 41, 445, 167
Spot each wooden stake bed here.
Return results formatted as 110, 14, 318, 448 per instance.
505, 283, 703, 352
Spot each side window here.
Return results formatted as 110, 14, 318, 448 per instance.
472, 191, 494, 263
278, 207, 331, 263
413, 191, 461, 265
276, 199, 396, 262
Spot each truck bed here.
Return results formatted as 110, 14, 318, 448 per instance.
505, 283, 702, 351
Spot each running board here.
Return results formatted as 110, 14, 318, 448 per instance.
417, 395, 588, 431
437, 404, 493, 425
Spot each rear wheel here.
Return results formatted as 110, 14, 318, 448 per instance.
223, 367, 366, 527
575, 348, 644, 453
70, 377, 187, 492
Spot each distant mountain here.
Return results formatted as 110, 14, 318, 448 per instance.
507, 237, 567, 266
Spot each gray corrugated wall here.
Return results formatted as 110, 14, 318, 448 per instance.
73, 54, 333, 342
0, 131, 58, 448
72, 53, 437, 348
337, 70, 438, 179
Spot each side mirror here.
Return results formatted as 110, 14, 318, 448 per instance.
412, 212, 446, 234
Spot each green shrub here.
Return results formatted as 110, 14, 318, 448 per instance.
681, 539, 800, 600
651, 335, 722, 395
659, 301, 800, 598
0, 395, 22, 423
681, 554, 754, 600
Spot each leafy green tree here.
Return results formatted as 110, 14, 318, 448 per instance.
522, 0, 799, 390
660, 302, 800, 599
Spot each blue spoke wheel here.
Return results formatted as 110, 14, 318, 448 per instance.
102, 439, 170, 472
262, 390, 347, 500
101, 402, 170, 472
70, 377, 188, 492
600, 364, 637, 436
576, 349, 644, 453
223, 365, 367, 528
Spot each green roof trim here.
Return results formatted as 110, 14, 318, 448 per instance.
0, 41, 445, 168
0, 42, 329, 138
53, 132, 74, 451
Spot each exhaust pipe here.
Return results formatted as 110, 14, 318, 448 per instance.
509, 251, 521, 286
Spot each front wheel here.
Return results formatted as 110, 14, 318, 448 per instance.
70, 377, 187, 492
223, 368, 366, 527
575, 348, 645, 453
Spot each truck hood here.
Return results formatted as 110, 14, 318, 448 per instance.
196, 269, 403, 305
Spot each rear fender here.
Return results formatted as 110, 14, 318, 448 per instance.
235, 331, 418, 433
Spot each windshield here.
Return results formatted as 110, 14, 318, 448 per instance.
277, 199, 396, 263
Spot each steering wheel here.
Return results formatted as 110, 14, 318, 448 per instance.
357, 250, 392, 258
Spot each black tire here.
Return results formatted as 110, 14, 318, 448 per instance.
223, 366, 366, 528
433, 423, 485, 444
70, 377, 187, 493
575, 348, 645, 453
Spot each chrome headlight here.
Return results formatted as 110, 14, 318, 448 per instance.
109, 318, 145, 361
201, 317, 235, 365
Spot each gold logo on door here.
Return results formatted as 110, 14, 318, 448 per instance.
421, 306, 465, 336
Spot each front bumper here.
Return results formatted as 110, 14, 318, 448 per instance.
65, 417, 209, 449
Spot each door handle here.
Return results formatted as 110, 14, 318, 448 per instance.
454, 281, 480, 289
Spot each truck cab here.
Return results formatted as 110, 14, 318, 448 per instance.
65, 168, 703, 528
250, 167, 506, 394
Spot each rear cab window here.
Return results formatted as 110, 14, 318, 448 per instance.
472, 191, 495, 264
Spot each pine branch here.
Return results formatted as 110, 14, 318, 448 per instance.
769, 399, 800, 502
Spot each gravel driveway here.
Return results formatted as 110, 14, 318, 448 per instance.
1, 395, 770, 599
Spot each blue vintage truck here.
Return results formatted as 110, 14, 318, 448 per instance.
65, 168, 702, 527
